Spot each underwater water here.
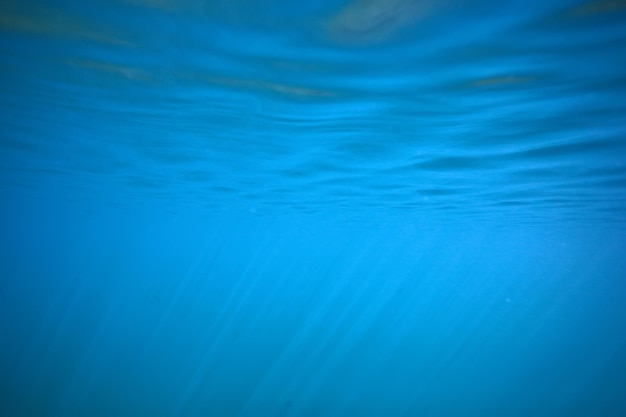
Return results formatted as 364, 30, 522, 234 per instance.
1, 0, 626, 416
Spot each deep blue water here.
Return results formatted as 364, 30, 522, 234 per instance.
1, 0, 626, 416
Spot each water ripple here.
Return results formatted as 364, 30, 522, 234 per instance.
1, 0, 625, 223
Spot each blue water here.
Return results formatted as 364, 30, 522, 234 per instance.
1, 0, 626, 416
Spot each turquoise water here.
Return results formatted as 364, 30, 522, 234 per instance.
1, 0, 626, 416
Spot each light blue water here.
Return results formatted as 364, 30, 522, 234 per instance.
1, 1, 626, 416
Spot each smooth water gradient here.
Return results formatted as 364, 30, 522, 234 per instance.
1, 0, 626, 416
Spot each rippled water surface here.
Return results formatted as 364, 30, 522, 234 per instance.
2, 1, 626, 417
2, 0, 625, 221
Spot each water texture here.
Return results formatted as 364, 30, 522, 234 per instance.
1, 0, 625, 416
